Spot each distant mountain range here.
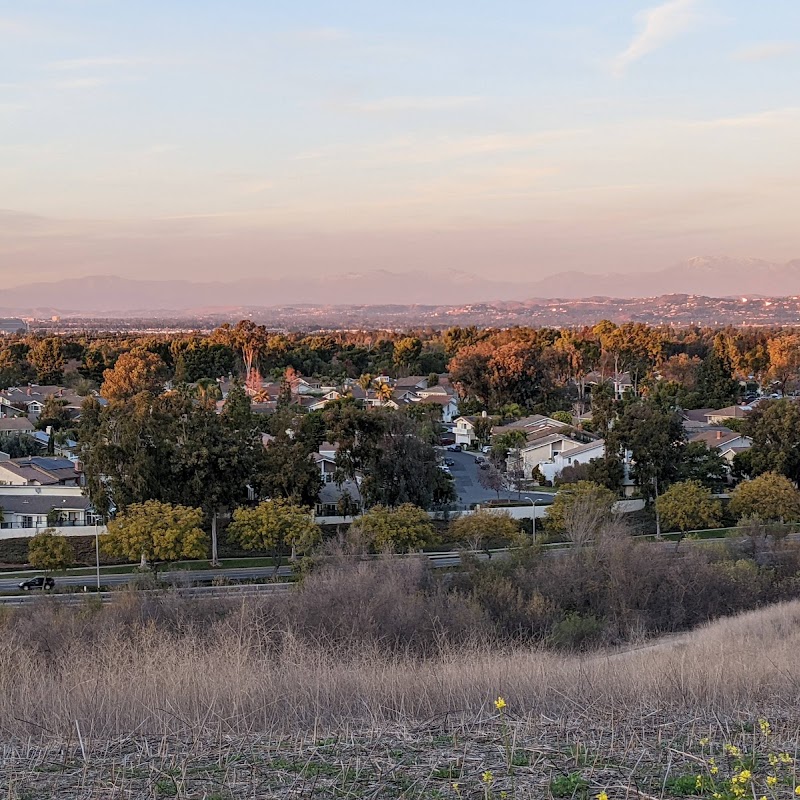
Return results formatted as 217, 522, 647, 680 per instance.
2, 257, 799, 315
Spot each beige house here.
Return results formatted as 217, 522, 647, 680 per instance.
689, 428, 752, 464
518, 433, 588, 479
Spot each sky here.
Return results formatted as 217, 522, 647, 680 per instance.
1, 0, 799, 290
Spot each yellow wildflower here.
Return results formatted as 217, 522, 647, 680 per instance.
795, 787, 800, 796
769, 754, 779, 767
452, 782, 459, 791
699, 737, 710, 746
494, 696, 507, 711
482, 770, 493, 784
759, 719, 772, 736
767, 776, 778, 787
724, 744, 742, 757
781, 753, 794, 765
739, 769, 752, 781
596, 793, 608, 800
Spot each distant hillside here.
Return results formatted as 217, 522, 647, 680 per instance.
2, 256, 800, 314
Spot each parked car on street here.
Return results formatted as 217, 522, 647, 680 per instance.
444, 458, 455, 466
446, 444, 462, 452
474, 455, 486, 464
18, 576, 55, 591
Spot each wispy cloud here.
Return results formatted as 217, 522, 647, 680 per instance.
296, 27, 350, 43
613, 0, 700, 75
687, 107, 800, 129
351, 95, 483, 113
733, 42, 798, 63
366, 130, 582, 165
0, 17, 26, 35
49, 56, 147, 71
50, 77, 111, 90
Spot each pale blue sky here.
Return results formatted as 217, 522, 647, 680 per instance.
1, 1, 799, 287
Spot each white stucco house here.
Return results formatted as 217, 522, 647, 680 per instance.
538, 439, 606, 483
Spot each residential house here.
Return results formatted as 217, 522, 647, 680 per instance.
295, 378, 322, 395
682, 408, 716, 432
539, 439, 606, 484
0, 417, 35, 436
689, 427, 753, 465
492, 414, 570, 440
453, 415, 479, 447
704, 405, 753, 426
0, 385, 86, 421
394, 376, 429, 391
415, 393, 460, 423
517, 433, 589, 479
585, 371, 634, 400
313, 452, 339, 484
0, 485, 97, 533
316, 478, 362, 518
0, 456, 82, 487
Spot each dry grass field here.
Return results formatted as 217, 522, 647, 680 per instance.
0, 590, 799, 798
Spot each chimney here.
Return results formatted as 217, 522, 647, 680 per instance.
716, 430, 723, 440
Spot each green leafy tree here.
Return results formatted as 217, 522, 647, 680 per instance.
655, 480, 722, 533
546, 481, 616, 536
729, 472, 800, 522
676, 441, 728, 489
257, 438, 323, 507
221, 378, 254, 429
101, 349, 168, 401
589, 381, 615, 437
393, 337, 423, 370
551, 410, 573, 424
228, 499, 321, 561
743, 399, 800, 484
326, 405, 454, 509
556, 456, 624, 492
0, 345, 25, 388
103, 501, 206, 574
607, 400, 684, 534
37, 393, 71, 433
695, 336, 739, 407
27, 337, 65, 384
448, 509, 520, 550
348, 503, 435, 552
473, 415, 493, 446
27, 530, 74, 575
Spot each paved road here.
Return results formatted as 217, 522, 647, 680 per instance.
6, 532, 795, 601
0, 565, 293, 593
0, 581, 293, 605
442, 448, 554, 508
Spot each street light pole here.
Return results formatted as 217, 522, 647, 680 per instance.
94, 519, 100, 591
527, 498, 540, 544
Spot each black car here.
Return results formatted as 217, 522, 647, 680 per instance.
444, 458, 455, 466
18, 576, 55, 591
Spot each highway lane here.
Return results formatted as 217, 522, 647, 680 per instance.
0, 565, 293, 592
0, 581, 293, 605
3, 532, 796, 597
